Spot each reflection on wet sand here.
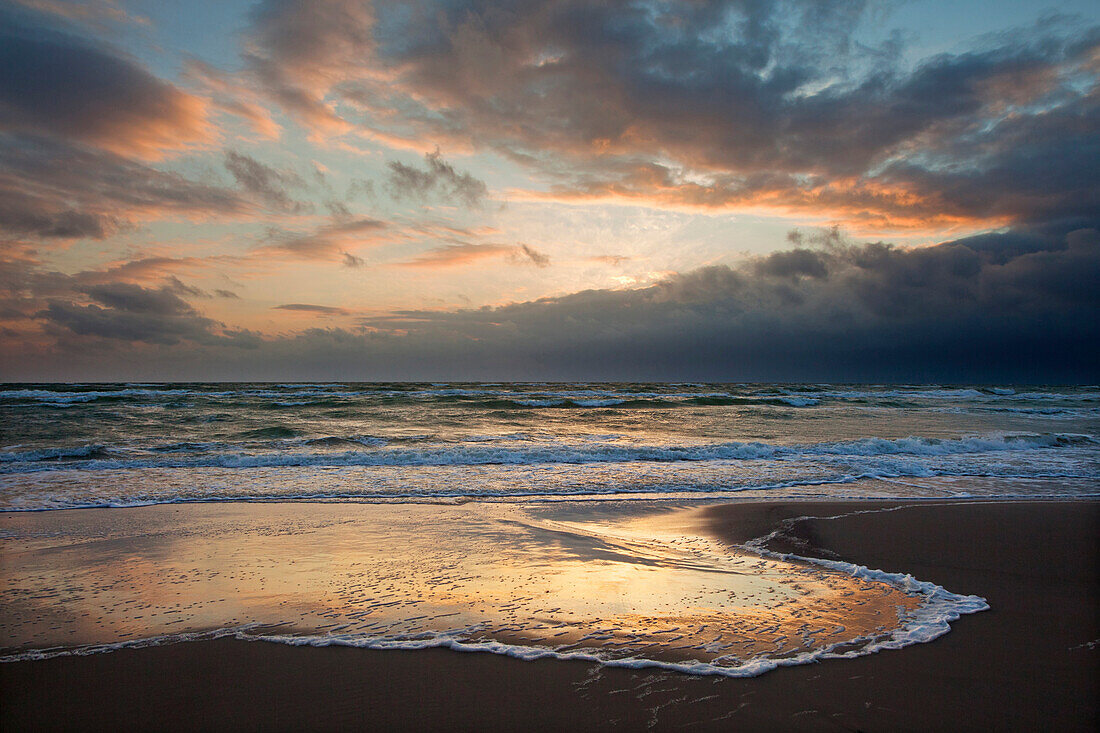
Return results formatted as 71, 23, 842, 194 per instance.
2, 501, 923, 674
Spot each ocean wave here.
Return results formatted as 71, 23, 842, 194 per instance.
0, 388, 193, 403
810, 388, 1100, 403
1, 432, 1091, 473
0, 444, 113, 462
301, 435, 389, 447
3, 384, 1096, 411
150, 442, 224, 453
687, 395, 819, 407
237, 426, 301, 440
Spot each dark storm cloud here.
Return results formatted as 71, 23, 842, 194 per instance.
336, 223, 1099, 382
873, 88, 1100, 228
0, 5, 212, 159
5, 223, 1097, 380
244, 0, 1099, 229
753, 247, 830, 280
386, 151, 488, 207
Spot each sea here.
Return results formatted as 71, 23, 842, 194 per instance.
1, 382, 1097, 509
1, 382, 1097, 674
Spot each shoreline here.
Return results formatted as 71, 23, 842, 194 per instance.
2, 498, 1097, 731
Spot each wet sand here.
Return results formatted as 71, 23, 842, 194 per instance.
2, 499, 1097, 731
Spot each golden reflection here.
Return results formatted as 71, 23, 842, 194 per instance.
1, 502, 919, 670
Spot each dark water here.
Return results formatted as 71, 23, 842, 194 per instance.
2, 383, 1097, 510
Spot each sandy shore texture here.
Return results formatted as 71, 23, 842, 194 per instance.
2, 499, 1097, 731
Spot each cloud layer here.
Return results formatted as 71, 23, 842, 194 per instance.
244, 0, 1099, 231
5, 223, 1096, 381
0, 6, 213, 159
1, 0, 1097, 382
0, 134, 246, 240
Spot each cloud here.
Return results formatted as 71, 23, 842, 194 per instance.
0, 7, 213, 160
347, 222, 1099, 381
0, 10, 270, 245
224, 150, 308, 212
0, 134, 247, 239
83, 257, 216, 286
81, 281, 196, 316
0, 253, 250, 349
163, 276, 206, 297
5, 223, 1097, 381
242, 0, 1099, 232
37, 300, 212, 344
37, 280, 225, 346
342, 252, 365, 268
512, 243, 550, 267
8, 0, 148, 29
258, 217, 387, 262
397, 243, 514, 268
183, 59, 282, 140
273, 303, 350, 315
386, 150, 488, 207
398, 242, 549, 268
241, 0, 372, 135
588, 255, 630, 266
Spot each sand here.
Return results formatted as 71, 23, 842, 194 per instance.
2, 499, 1097, 731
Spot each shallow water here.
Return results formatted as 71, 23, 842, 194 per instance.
1, 501, 981, 675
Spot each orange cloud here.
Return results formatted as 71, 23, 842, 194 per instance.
256, 218, 390, 263
89, 90, 215, 161
507, 173, 1014, 236
236, 1, 1097, 238
185, 60, 282, 141
396, 243, 516, 268
2, 19, 217, 160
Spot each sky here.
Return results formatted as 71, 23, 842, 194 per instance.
0, 0, 1097, 382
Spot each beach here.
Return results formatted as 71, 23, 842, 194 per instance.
3, 498, 1096, 731
4, 0, 1098, 726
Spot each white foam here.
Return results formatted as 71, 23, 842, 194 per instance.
738, 507, 990, 655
